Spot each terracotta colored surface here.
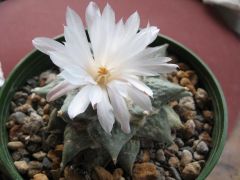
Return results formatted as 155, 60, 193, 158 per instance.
0, 0, 239, 133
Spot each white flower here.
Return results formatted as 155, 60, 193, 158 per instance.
0, 62, 4, 87
32, 2, 178, 134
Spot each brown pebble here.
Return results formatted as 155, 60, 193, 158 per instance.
15, 104, 32, 113
33, 173, 49, 180
199, 132, 212, 145
55, 144, 64, 152
132, 163, 160, 180
31, 93, 41, 102
39, 98, 47, 106
185, 70, 198, 85
28, 161, 43, 170
177, 63, 190, 71
186, 84, 196, 94
193, 152, 205, 160
202, 110, 214, 122
14, 161, 29, 174
140, 150, 150, 162
113, 168, 124, 180
184, 120, 196, 138
182, 162, 201, 179
168, 157, 180, 168
94, 166, 113, 180
195, 88, 208, 109
8, 141, 24, 150
176, 70, 188, 78
167, 143, 179, 154
181, 150, 193, 166
33, 151, 46, 161
203, 123, 212, 133
180, 77, 192, 86
43, 104, 50, 114
43, 114, 49, 122
28, 169, 41, 178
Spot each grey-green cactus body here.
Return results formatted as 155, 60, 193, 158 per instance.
33, 75, 191, 174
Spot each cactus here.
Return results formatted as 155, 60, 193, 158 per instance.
33, 74, 191, 174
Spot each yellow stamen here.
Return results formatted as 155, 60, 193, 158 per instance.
98, 67, 108, 76
96, 67, 110, 85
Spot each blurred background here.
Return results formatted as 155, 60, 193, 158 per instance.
0, 0, 239, 179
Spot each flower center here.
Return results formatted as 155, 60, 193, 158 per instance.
96, 67, 110, 85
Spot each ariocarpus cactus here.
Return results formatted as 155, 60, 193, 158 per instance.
32, 1, 191, 175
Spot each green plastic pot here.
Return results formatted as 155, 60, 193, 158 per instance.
0, 35, 227, 180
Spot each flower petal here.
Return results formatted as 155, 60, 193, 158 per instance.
59, 70, 96, 86
32, 37, 64, 55
125, 11, 140, 37
120, 76, 153, 97
97, 88, 115, 134
0, 62, 4, 87
85, 1, 101, 28
88, 85, 103, 108
47, 80, 77, 102
118, 26, 159, 60
65, 7, 94, 68
68, 85, 91, 118
127, 86, 152, 111
107, 82, 131, 133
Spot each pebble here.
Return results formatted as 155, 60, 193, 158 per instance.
169, 167, 181, 180
194, 120, 204, 132
12, 151, 22, 161
193, 152, 205, 160
14, 104, 32, 113
179, 96, 196, 111
50, 169, 61, 179
196, 141, 209, 154
182, 162, 201, 180
9, 112, 27, 124
43, 104, 50, 114
94, 166, 113, 180
6, 120, 15, 129
14, 161, 29, 174
26, 143, 41, 153
28, 161, 43, 170
33, 173, 49, 180
203, 123, 212, 133
30, 135, 42, 143
22, 119, 43, 134
175, 138, 184, 148
28, 169, 41, 178
199, 132, 212, 145
180, 77, 192, 87
32, 151, 46, 161
179, 109, 197, 121
180, 150, 193, 166
202, 110, 214, 122
156, 149, 166, 162
30, 93, 42, 102
167, 143, 179, 154
184, 120, 196, 138
186, 70, 198, 86
42, 157, 52, 169
139, 150, 150, 162
168, 157, 180, 168
132, 163, 161, 180
113, 168, 124, 180
195, 88, 208, 109
8, 141, 24, 150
